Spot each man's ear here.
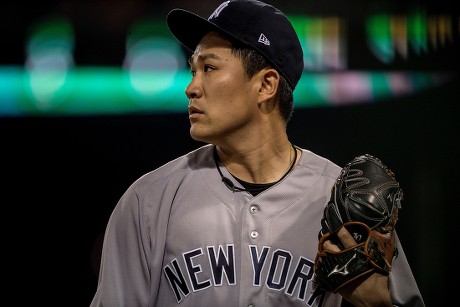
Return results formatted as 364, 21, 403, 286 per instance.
257, 68, 279, 104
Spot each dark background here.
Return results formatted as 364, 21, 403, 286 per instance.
1, 1, 459, 306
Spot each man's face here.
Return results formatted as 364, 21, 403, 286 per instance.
186, 32, 260, 145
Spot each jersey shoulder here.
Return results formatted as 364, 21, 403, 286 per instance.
298, 148, 341, 180
127, 144, 213, 191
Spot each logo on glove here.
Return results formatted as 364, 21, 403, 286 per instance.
328, 253, 357, 277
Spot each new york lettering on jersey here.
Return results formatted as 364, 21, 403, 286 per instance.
163, 244, 322, 304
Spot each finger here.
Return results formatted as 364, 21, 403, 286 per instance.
337, 226, 357, 248
323, 239, 341, 252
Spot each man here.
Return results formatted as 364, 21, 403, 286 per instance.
90, 0, 425, 306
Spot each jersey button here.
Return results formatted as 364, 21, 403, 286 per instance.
250, 205, 259, 214
250, 231, 259, 239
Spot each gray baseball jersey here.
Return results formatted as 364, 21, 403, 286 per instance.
90, 144, 424, 306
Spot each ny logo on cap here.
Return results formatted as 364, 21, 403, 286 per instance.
258, 33, 270, 46
209, 1, 230, 20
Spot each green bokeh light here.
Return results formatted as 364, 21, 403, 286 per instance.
0, 14, 456, 117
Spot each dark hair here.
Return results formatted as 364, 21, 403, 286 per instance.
231, 45, 294, 124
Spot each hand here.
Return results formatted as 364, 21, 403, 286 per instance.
323, 226, 392, 307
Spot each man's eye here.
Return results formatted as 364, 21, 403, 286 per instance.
190, 70, 196, 77
204, 65, 214, 72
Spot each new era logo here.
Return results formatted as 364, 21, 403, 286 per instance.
258, 33, 270, 46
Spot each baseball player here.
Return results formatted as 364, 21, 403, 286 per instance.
90, 1, 425, 306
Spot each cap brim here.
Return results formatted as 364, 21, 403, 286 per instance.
167, 9, 222, 52
167, 8, 244, 53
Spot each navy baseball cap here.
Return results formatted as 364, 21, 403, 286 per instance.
166, 0, 304, 90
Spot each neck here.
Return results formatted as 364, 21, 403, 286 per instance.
214, 142, 297, 184
214, 144, 297, 194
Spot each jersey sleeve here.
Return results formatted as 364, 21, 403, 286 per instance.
388, 231, 425, 306
90, 184, 153, 307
